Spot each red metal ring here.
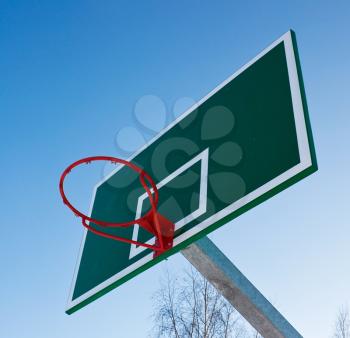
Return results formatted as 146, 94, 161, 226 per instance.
59, 156, 165, 251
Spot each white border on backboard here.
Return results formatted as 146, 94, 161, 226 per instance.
66, 30, 312, 312
129, 148, 209, 259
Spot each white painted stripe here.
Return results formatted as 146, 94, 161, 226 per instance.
129, 148, 209, 259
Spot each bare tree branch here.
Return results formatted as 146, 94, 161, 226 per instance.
334, 305, 350, 338
150, 268, 251, 338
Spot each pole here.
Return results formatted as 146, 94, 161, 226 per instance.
181, 236, 303, 338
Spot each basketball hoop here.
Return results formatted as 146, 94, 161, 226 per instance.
59, 156, 174, 257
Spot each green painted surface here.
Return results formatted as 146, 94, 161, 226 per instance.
67, 32, 317, 314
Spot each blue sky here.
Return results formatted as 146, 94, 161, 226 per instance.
1, 1, 350, 337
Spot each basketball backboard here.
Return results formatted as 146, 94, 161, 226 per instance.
66, 30, 317, 314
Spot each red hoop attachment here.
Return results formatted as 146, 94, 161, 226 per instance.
59, 156, 174, 257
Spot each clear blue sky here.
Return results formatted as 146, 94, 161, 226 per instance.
1, 1, 349, 337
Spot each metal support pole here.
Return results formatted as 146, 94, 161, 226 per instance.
181, 236, 303, 338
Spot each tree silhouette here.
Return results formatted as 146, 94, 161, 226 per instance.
151, 268, 254, 338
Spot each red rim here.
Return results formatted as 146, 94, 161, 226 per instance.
59, 156, 165, 252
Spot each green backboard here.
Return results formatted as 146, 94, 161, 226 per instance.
66, 30, 317, 314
